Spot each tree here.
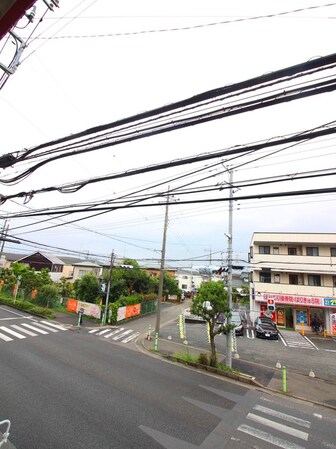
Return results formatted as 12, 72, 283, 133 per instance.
34, 284, 60, 308
191, 281, 231, 367
74, 273, 101, 303
58, 277, 74, 300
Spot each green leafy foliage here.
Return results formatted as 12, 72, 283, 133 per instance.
191, 281, 231, 367
34, 284, 60, 308
0, 295, 55, 318
74, 273, 101, 303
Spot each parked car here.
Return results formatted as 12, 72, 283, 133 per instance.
217, 311, 245, 336
254, 316, 279, 339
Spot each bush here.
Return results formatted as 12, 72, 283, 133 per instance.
34, 284, 60, 308
198, 353, 209, 366
0, 295, 55, 318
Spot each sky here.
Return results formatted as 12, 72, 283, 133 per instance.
0, 0, 336, 269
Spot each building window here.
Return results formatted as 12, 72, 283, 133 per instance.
306, 247, 319, 256
259, 246, 270, 254
289, 274, 298, 285
182, 276, 188, 279
288, 247, 297, 255
181, 284, 188, 290
273, 247, 279, 255
333, 276, 336, 287
308, 275, 321, 286
331, 248, 336, 257
274, 274, 280, 283
260, 270, 271, 283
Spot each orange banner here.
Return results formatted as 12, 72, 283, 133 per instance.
67, 298, 78, 313
125, 303, 141, 319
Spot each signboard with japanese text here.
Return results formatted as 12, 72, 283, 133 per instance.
117, 303, 141, 321
324, 298, 336, 307
255, 292, 324, 307
66, 299, 101, 319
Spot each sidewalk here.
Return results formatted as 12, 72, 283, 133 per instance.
142, 335, 336, 411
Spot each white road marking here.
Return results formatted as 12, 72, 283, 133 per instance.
303, 336, 319, 349
104, 328, 125, 338
95, 329, 112, 336
88, 329, 100, 333
253, 405, 311, 428
0, 326, 26, 339
40, 321, 67, 331
246, 413, 309, 440
11, 325, 37, 337
21, 323, 48, 334
113, 329, 133, 340
122, 332, 140, 343
29, 322, 58, 332
238, 424, 305, 449
0, 331, 13, 342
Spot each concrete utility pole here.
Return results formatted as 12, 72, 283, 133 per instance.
102, 250, 114, 326
226, 170, 234, 369
155, 189, 170, 336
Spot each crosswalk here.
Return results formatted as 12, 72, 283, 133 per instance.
237, 401, 311, 449
88, 327, 140, 344
0, 320, 67, 342
280, 330, 318, 350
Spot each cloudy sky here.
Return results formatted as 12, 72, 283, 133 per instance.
0, 0, 336, 268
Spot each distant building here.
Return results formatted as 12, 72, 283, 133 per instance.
16, 252, 64, 282
249, 232, 336, 334
175, 269, 207, 293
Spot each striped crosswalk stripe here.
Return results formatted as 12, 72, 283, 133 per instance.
0, 331, 13, 342
21, 323, 49, 334
0, 326, 26, 339
11, 325, 37, 337
238, 424, 306, 449
89, 327, 140, 343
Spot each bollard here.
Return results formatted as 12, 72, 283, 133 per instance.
148, 324, 152, 340
282, 365, 287, 393
154, 332, 159, 351
301, 323, 304, 336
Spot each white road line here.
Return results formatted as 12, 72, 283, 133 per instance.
253, 405, 311, 428
29, 322, 58, 332
113, 329, 133, 341
88, 329, 100, 333
0, 326, 26, 339
21, 323, 48, 334
103, 328, 124, 338
246, 328, 255, 339
247, 413, 309, 440
303, 336, 319, 349
279, 333, 287, 346
0, 332, 13, 342
11, 325, 37, 337
96, 329, 113, 336
122, 332, 140, 343
238, 424, 305, 449
40, 321, 67, 331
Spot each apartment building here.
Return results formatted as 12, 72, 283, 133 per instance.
249, 232, 336, 334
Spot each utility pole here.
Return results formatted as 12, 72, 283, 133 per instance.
102, 250, 114, 326
0, 219, 9, 268
226, 169, 234, 369
155, 189, 170, 336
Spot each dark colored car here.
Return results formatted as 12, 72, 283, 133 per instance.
254, 316, 279, 340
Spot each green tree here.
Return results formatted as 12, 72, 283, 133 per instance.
163, 274, 182, 298
58, 277, 74, 299
34, 284, 60, 308
75, 273, 101, 303
191, 281, 231, 367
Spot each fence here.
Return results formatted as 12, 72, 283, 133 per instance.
140, 300, 157, 316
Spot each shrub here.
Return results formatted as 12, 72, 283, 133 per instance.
198, 353, 209, 366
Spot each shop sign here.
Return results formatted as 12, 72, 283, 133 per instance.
255, 292, 322, 306
324, 298, 336, 307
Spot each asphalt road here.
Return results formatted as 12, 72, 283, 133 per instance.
1, 304, 336, 449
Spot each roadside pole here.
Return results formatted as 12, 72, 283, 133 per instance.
155, 189, 169, 336
226, 169, 233, 369
102, 251, 114, 326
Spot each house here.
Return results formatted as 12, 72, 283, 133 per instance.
249, 232, 336, 334
140, 263, 176, 278
175, 269, 207, 293
16, 252, 64, 282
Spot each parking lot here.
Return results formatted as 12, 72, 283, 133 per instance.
160, 319, 336, 382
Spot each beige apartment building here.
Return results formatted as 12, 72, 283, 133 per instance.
249, 232, 336, 334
